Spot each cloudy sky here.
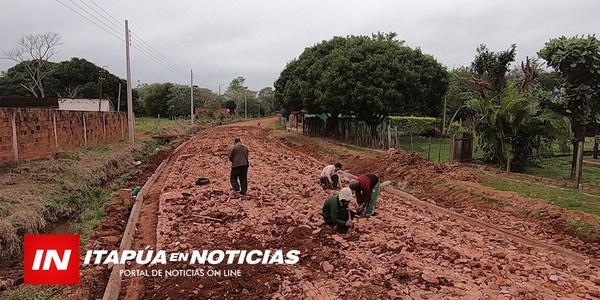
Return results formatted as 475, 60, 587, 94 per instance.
1, 0, 599, 92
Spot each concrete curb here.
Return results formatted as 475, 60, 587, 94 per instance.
102, 138, 193, 300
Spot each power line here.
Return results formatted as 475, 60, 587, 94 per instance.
81, 0, 186, 74
133, 47, 186, 77
65, 0, 123, 37
54, 0, 123, 41
78, 0, 124, 31
129, 33, 187, 74
130, 31, 187, 73
106, 41, 124, 68
55, 0, 189, 79
88, 0, 123, 27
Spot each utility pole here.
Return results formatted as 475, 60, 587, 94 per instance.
98, 67, 106, 111
190, 69, 194, 125
125, 20, 135, 143
244, 94, 247, 119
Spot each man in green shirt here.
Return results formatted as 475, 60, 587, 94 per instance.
322, 187, 354, 234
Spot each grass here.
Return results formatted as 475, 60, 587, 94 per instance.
396, 136, 484, 162
482, 175, 600, 215
565, 218, 600, 239
1, 286, 63, 300
135, 116, 189, 134
525, 156, 600, 187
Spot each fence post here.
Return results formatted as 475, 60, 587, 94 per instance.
11, 110, 19, 163
388, 124, 392, 148
103, 114, 107, 141
395, 126, 399, 149
428, 137, 432, 161
83, 114, 88, 147
53, 112, 58, 150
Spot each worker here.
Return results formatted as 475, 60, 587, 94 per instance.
322, 187, 354, 234
228, 138, 250, 195
348, 173, 380, 217
319, 163, 343, 190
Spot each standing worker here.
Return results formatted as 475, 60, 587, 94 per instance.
319, 163, 343, 189
349, 173, 380, 217
322, 187, 354, 234
229, 138, 249, 195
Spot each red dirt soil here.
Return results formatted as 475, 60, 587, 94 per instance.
112, 126, 599, 299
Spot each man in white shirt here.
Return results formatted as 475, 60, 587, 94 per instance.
320, 163, 342, 189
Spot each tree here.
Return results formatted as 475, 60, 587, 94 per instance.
1, 32, 62, 97
470, 44, 517, 99
257, 87, 276, 115
446, 67, 478, 130
137, 83, 173, 118
538, 35, 600, 179
224, 76, 249, 117
275, 33, 448, 136
224, 100, 237, 116
469, 80, 570, 172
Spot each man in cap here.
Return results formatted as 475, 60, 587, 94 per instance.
322, 187, 354, 234
349, 173, 380, 217
229, 137, 250, 195
319, 163, 343, 190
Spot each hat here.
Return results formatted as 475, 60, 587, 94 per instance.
348, 180, 360, 190
338, 187, 353, 201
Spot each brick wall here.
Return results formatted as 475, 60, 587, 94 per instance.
0, 108, 128, 166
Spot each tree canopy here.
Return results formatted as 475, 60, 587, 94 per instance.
274, 33, 449, 132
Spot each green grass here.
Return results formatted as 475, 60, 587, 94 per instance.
315, 145, 335, 155
266, 121, 285, 130
524, 156, 600, 187
135, 117, 188, 133
482, 175, 600, 215
1, 286, 63, 300
565, 218, 600, 239
396, 136, 484, 162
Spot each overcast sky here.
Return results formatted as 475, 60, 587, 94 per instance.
1, 0, 599, 93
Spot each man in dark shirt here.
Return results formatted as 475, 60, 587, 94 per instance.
349, 173, 380, 217
228, 138, 249, 195
322, 187, 354, 234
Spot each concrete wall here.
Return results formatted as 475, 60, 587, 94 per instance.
57, 98, 114, 112
0, 108, 128, 166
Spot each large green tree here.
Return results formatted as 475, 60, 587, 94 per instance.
137, 83, 173, 118
257, 87, 276, 115
538, 35, 600, 178
274, 33, 449, 136
224, 76, 249, 117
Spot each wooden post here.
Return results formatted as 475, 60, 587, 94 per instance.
11, 110, 18, 163
427, 137, 432, 161
83, 114, 88, 147
387, 124, 392, 148
103, 114, 107, 141
395, 126, 399, 148
448, 135, 454, 161
575, 139, 585, 188
438, 137, 443, 163
53, 112, 58, 150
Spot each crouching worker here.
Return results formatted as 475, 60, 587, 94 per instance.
322, 187, 354, 234
349, 173, 380, 217
319, 163, 342, 189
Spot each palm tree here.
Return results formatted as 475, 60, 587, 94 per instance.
469, 80, 570, 172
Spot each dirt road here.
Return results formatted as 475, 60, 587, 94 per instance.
119, 125, 599, 299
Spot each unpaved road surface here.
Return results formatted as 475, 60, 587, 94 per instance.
120, 125, 600, 299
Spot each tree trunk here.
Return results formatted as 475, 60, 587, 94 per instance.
570, 122, 586, 179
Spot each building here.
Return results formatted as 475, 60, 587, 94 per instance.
57, 98, 115, 112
